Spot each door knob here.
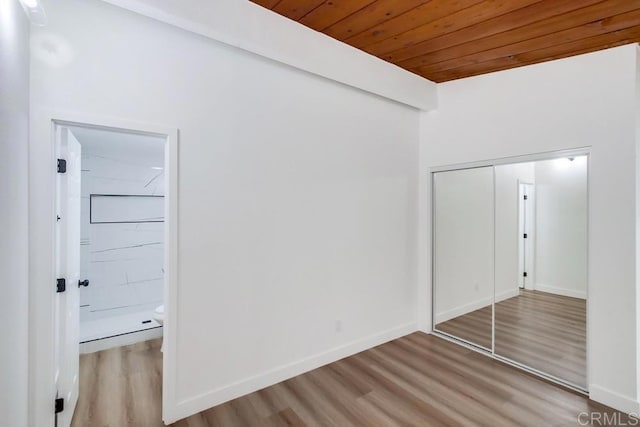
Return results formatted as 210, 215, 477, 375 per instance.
78, 279, 89, 288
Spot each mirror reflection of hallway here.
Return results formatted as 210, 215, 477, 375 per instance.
495, 156, 587, 389
432, 155, 588, 390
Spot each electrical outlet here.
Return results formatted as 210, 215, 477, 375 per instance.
335, 320, 343, 333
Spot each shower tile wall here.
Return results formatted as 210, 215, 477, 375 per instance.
80, 150, 164, 324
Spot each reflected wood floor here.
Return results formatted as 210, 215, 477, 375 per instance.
73, 332, 624, 427
436, 304, 493, 350
436, 289, 586, 388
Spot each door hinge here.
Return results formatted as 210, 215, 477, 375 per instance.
523, 233, 528, 239
55, 397, 64, 414
523, 194, 528, 200
523, 272, 528, 277
56, 278, 66, 293
57, 159, 67, 173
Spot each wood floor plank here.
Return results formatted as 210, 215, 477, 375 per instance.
436, 289, 586, 388
436, 305, 493, 349
365, 347, 511, 426
266, 407, 306, 426
73, 329, 631, 426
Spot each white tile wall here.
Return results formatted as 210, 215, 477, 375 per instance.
76, 128, 165, 341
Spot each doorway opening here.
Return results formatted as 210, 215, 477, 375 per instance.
53, 122, 169, 427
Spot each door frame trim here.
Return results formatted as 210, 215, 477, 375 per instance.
517, 180, 535, 290
28, 110, 179, 426
429, 147, 590, 173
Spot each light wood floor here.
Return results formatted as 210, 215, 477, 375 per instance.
436, 303, 493, 350
72, 332, 625, 427
436, 289, 586, 388
72, 339, 163, 426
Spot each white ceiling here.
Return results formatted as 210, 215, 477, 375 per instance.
69, 126, 165, 167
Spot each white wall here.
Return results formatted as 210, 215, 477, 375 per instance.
421, 45, 639, 413
636, 43, 640, 406
433, 167, 494, 324
495, 162, 535, 298
0, 1, 30, 425
100, 0, 436, 111
29, 0, 427, 423
74, 128, 165, 339
534, 157, 588, 299
433, 161, 535, 322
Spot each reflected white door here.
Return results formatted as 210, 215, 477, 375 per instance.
54, 127, 81, 427
518, 183, 535, 289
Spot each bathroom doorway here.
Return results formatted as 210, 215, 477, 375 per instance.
52, 120, 173, 427
71, 126, 166, 351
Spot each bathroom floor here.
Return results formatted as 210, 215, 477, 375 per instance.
80, 310, 161, 343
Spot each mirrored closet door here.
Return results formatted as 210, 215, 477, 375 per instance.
433, 155, 588, 390
433, 166, 495, 351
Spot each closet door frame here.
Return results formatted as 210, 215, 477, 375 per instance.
429, 147, 590, 395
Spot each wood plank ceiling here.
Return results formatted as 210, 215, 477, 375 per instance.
250, 0, 640, 82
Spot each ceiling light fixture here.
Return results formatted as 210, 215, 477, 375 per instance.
18, 0, 47, 26
20, 0, 38, 8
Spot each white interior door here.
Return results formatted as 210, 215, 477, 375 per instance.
54, 127, 81, 427
518, 183, 535, 290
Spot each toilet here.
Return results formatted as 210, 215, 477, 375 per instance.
153, 304, 164, 326
153, 305, 164, 352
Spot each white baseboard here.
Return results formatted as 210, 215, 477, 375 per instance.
535, 283, 586, 299
435, 288, 519, 324
167, 322, 418, 423
590, 384, 640, 415
435, 296, 491, 324
79, 326, 163, 354
495, 288, 520, 303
